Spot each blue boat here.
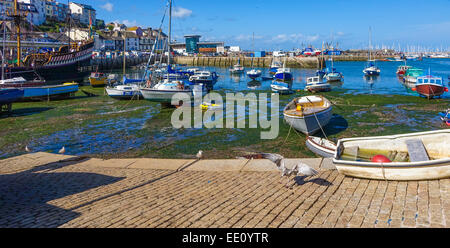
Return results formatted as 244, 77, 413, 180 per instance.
0, 88, 24, 105
22, 83, 79, 100
274, 68, 293, 81
0, 88, 24, 113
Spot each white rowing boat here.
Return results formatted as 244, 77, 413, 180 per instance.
333, 130, 450, 181
306, 136, 337, 158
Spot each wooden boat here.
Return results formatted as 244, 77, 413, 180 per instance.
413, 75, 448, 99
305, 76, 331, 92
283, 95, 333, 135
333, 130, 450, 181
89, 72, 107, 87
306, 136, 337, 158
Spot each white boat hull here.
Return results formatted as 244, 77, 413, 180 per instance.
333, 130, 450, 181
140, 88, 194, 103
306, 136, 337, 158
106, 87, 142, 100
284, 107, 332, 135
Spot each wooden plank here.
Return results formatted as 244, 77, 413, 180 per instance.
405, 139, 429, 162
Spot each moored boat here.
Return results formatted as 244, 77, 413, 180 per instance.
89, 72, 107, 87
306, 136, 337, 158
413, 74, 448, 99
21, 82, 79, 101
396, 65, 412, 77
247, 69, 262, 80
274, 67, 293, 81
305, 76, 331, 92
106, 83, 143, 100
270, 81, 292, 94
283, 95, 333, 135
333, 130, 450, 181
404, 67, 424, 83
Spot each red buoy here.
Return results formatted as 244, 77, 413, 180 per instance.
371, 155, 392, 163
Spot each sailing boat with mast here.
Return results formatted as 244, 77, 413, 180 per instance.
325, 42, 343, 82
274, 56, 293, 81
247, 32, 261, 80
105, 32, 144, 100
363, 27, 381, 76
0, 0, 94, 83
139, 0, 205, 104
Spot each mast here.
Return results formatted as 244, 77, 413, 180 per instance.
167, 0, 172, 67
123, 32, 126, 76
7, 0, 26, 67
1, 21, 5, 80
368, 26, 372, 61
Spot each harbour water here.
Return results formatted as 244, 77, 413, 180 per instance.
1, 58, 449, 159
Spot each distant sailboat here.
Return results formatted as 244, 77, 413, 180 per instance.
363, 27, 381, 76
247, 32, 262, 80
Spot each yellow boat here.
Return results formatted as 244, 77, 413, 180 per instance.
89, 72, 107, 87
200, 102, 221, 110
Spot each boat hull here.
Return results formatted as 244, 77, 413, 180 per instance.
415, 84, 446, 98
306, 136, 337, 158
274, 73, 293, 81
284, 107, 333, 135
106, 87, 143, 100
0, 88, 24, 105
334, 161, 450, 181
89, 77, 107, 87
140, 88, 195, 103
305, 84, 331, 93
21, 83, 79, 101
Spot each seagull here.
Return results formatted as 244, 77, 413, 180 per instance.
196, 150, 203, 160
58, 146, 66, 154
25, 146, 31, 153
240, 153, 319, 188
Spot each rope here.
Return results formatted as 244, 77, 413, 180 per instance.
305, 96, 329, 140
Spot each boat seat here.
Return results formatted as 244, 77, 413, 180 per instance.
405, 139, 430, 162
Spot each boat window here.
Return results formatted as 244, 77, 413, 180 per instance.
418, 79, 423, 84
430, 79, 435, 84
124, 87, 132, 90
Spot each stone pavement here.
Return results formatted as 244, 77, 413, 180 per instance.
0, 152, 448, 228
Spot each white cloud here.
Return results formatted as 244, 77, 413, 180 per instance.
101, 2, 114, 12
113, 19, 138, 27
173, 7, 193, 18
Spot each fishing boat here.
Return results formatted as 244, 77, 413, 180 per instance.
413, 74, 448, 99
89, 72, 107, 87
306, 136, 337, 158
305, 76, 331, 92
283, 95, 333, 135
333, 130, 450, 181
0, 88, 23, 113
270, 81, 292, 94
396, 65, 412, 77
403, 67, 424, 83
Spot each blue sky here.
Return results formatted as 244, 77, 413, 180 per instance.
81, 0, 450, 51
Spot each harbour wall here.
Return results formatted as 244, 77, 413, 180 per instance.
174, 56, 323, 69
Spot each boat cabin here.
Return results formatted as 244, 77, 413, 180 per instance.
416, 75, 444, 86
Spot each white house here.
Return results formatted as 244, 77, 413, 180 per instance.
17, 0, 46, 25
69, 2, 95, 26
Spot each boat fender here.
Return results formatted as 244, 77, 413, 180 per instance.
445, 88, 449, 92
371, 155, 392, 163
296, 104, 302, 112
411, 88, 417, 92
